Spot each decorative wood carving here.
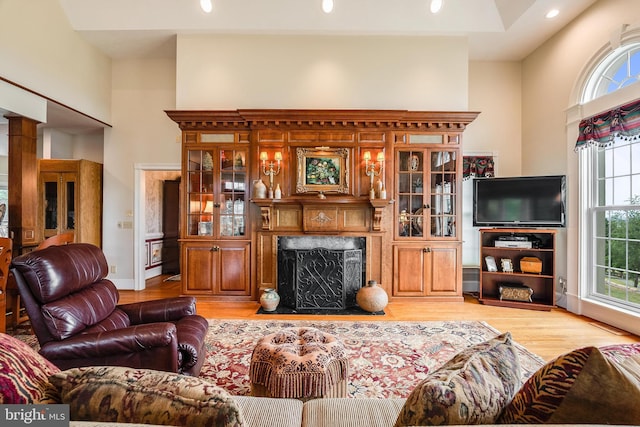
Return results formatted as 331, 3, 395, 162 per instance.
165, 110, 479, 131
167, 109, 479, 301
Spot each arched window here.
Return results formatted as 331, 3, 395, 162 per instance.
582, 43, 640, 102
578, 42, 640, 313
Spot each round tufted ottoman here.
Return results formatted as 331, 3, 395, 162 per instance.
249, 327, 349, 399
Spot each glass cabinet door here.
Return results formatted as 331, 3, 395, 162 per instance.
396, 150, 426, 238
396, 148, 458, 239
429, 150, 457, 238
187, 150, 215, 237
41, 172, 76, 238
43, 177, 59, 236
186, 147, 247, 238
219, 149, 246, 238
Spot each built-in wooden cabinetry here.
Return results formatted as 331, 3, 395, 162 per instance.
392, 133, 464, 300
179, 133, 252, 298
479, 228, 556, 310
167, 110, 477, 301
38, 159, 103, 247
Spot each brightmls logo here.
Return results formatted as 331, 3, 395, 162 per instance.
1, 405, 69, 426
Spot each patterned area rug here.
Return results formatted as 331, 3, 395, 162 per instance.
201, 319, 544, 398
12, 319, 545, 399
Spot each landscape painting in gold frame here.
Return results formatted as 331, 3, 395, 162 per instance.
296, 147, 350, 194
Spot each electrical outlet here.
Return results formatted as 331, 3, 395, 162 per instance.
558, 276, 567, 294
110, 265, 117, 274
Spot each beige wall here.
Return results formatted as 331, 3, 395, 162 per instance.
176, 35, 470, 111
8, 0, 635, 305
522, 0, 640, 175
521, 0, 640, 329
467, 61, 522, 177
104, 56, 179, 287
463, 61, 522, 266
0, 0, 111, 123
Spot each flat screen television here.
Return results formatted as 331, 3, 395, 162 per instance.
473, 175, 566, 227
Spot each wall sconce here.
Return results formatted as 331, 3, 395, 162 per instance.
260, 151, 282, 195
364, 151, 385, 199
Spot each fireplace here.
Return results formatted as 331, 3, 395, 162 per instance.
277, 236, 366, 310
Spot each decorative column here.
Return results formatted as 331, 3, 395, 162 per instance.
7, 115, 39, 253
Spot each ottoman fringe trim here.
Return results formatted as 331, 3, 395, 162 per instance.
250, 359, 349, 399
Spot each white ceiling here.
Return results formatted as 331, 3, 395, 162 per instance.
59, 0, 598, 61
3, 0, 599, 133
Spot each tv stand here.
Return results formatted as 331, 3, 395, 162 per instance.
479, 228, 556, 311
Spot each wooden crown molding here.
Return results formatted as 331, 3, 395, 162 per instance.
165, 109, 480, 131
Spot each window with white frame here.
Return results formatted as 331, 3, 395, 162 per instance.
580, 43, 640, 312
582, 43, 640, 103
591, 139, 640, 309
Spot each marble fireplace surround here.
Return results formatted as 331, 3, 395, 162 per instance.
277, 236, 366, 310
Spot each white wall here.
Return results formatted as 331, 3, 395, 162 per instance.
176, 35, 469, 110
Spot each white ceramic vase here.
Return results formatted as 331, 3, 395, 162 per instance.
356, 280, 388, 313
253, 179, 267, 199
260, 288, 280, 312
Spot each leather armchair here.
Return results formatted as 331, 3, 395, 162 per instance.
10, 243, 209, 376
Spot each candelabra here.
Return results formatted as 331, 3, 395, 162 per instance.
363, 151, 385, 199
260, 151, 282, 195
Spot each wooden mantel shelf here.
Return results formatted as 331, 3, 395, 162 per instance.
251, 197, 392, 232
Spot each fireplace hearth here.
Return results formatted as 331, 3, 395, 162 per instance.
277, 236, 366, 310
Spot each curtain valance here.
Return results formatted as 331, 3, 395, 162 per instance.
463, 156, 494, 180
575, 98, 640, 151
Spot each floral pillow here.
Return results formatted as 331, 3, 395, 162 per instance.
0, 332, 60, 404
498, 346, 640, 424
49, 366, 245, 427
394, 332, 522, 426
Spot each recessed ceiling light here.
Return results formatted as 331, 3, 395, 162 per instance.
200, 0, 213, 13
322, 0, 334, 14
430, 0, 443, 14
546, 9, 559, 19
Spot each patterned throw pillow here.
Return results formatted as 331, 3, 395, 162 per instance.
0, 332, 60, 404
394, 332, 522, 426
49, 366, 245, 427
498, 346, 640, 424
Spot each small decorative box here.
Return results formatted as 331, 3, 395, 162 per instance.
520, 257, 542, 274
499, 284, 533, 302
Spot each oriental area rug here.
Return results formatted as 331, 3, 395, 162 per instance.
12, 319, 545, 399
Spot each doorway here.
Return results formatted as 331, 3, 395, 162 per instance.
134, 163, 181, 291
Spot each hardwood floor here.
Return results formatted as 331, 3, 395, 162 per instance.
130, 274, 640, 362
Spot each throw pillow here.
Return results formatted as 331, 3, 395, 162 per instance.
498, 346, 640, 424
49, 366, 245, 427
618, 353, 640, 382
0, 332, 60, 404
394, 332, 522, 426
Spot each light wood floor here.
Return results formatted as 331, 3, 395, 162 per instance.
129, 275, 640, 362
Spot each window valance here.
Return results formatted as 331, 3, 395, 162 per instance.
463, 156, 494, 180
575, 98, 640, 151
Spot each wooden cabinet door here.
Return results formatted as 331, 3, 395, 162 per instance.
40, 171, 76, 239
425, 245, 459, 296
392, 245, 429, 296
393, 244, 460, 297
182, 241, 251, 297
182, 243, 216, 295
214, 242, 251, 296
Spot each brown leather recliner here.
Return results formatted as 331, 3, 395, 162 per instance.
10, 243, 209, 376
